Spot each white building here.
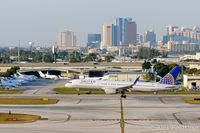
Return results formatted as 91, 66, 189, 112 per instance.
180, 52, 200, 61
59, 30, 76, 50
168, 41, 200, 52
183, 74, 200, 88
101, 23, 113, 49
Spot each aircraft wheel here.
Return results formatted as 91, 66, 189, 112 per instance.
121, 94, 126, 99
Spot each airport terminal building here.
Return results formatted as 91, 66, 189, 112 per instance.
184, 74, 200, 89
108, 71, 147, 81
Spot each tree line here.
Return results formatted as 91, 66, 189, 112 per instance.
0, 66, 20, 77
142, 61, 186, 81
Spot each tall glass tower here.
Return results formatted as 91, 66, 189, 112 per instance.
116, 17, 132, 45
88, 34, 101, 43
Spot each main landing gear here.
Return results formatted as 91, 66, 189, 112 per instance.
121, 94, 126, 99
121, 91, 127, 99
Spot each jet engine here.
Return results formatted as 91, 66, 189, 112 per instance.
104, 88, 117, 94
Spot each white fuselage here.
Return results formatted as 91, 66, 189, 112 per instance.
65, 79, 179, 92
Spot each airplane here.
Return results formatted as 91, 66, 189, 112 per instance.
45, 71, 58, 80
65, 76, 140, 98
38, 71, 69, 80
15, 73, 37, 81
58, 75, 70, 80
65, 66, 181, 98
0, 73, 38, 89
38, 71, 47, 79
38, 71, 58, 79
0, 78, 19, 89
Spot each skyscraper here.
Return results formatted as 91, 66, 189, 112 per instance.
164, 25, 200, 44
125, 21, 137, 46
143, 30, 156, 46
102, 23, 113, 48
58, 30, 75, 50
87, 34, 101, 49
116, 17, 132, 45
88, 34, 101, 43
113, 25, 119, 46
167, 25, 179, 35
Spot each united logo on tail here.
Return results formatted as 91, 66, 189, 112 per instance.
159, 66, 181, 85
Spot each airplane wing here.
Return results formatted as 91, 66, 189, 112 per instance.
102, 76, 140, 94
119, 76, 140, 90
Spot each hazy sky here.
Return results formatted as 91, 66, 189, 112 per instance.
0, 0, 200, 47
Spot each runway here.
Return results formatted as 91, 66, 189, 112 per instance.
0, 79, 200, 133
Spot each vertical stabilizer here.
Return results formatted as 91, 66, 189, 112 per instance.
159, 66, 181, 85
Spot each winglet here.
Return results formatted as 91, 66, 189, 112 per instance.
133, 76, 140, 85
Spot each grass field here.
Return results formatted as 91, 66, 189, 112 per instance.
54, 87, 105, 94
54, 87, 200, 95
182, 97, 200, 104
0, 88, 24, 94
0, 98, 59, 105
128, 91, 200, 95
0, 113, 47, 124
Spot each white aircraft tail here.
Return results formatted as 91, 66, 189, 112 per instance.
38, 71, 46, 78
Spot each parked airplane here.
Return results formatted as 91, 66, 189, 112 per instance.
45, 71, 58, 80
0, 73, 37, 89
1, 78, 19, 89
65, 66, 181, 98
58, 75, 70, 80
38, 71, 47, 79
38, 71, 69, 80
15, 73, 37, 81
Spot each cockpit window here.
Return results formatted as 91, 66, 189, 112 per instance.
68, 82, 72, 83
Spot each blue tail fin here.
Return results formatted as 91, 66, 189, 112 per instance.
159, 66, 181, 85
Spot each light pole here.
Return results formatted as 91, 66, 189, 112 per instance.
120, 98, 125, 133
18, 40, 20, 63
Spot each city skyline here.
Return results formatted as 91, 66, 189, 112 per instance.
0, 0, 200, 47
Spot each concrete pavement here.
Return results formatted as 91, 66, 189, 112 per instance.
0, 79, 200, 132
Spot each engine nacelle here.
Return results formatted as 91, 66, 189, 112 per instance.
104, 88, 117, 94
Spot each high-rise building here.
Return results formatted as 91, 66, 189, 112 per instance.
168, 41, 200, 52
87, 34, 101, 49
162, 25, 178, 45
113, 25, 119, 46
165, 25, 200, 44
125, 21, 137, 46
88, 34, 101, 43
137, 34, 143, 44
163, 35, 169, 45
102, 17, 137, 48
58, 30, 75, 50
167, 25, 179, 35
102, 23, 113, 48
116, 17, 132, 45
143, 30, 156, 45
